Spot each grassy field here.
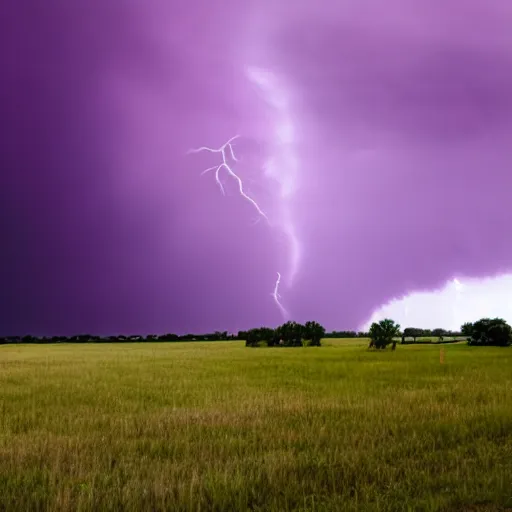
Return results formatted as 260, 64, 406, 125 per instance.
1, 339, 511, 511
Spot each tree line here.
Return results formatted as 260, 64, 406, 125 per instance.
0, 324, 342, 346
0, 332, 237, 344
324, 328, 463, 339
0, 317, 510, 348
324, 331, 369, 339
401, 327, 464, 341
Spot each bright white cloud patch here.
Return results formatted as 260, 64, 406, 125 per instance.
364, 274, 512, 330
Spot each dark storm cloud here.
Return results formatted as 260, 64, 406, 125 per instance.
1, 0, 511, 335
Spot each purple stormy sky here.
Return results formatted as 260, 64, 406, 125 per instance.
1, 0, 512, 336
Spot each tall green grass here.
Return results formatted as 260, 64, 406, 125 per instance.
1, 340, 511, 511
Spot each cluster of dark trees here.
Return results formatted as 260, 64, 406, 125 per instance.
367, 317, 512, 350
242, 321, 326, 347
461, 318, 512, 347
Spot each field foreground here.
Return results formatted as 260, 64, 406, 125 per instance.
1, 340, 511, 511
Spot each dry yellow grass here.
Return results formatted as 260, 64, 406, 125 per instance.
1, 340, 511, 511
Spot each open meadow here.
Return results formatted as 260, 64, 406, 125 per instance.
1, 339, 511, 511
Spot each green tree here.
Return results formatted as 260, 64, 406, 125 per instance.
304, 321, 326, 347
275, 321, 304, 347
460, 322, 474, 338
432, 328, 447, 341
245, 329, 260, 347
369, 319, 401, 349
468, 318, 512, 347
402, 327, 422, 343
245, 327, 275, 347
259, 327, 275, 347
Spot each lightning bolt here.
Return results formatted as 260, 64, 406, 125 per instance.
272, 272, 288, 318
189, 135, 288, 319
189, 66, 300, 322
188, 136, 269, 222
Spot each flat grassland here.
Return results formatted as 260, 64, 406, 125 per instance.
1, 340, 511, 511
